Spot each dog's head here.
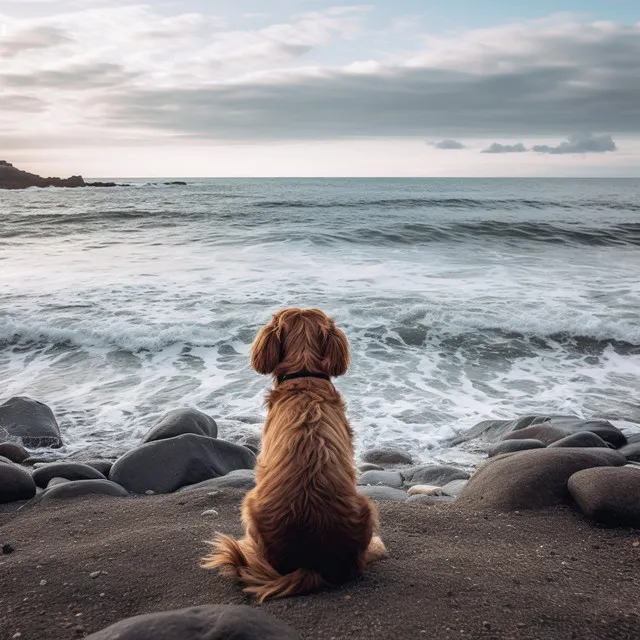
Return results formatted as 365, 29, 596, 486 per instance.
251, 308, 350, 378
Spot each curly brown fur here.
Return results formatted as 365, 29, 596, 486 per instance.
202, 308, 386, 602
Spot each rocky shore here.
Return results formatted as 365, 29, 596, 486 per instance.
1, 395, 640, 638
0, 160, 188, 189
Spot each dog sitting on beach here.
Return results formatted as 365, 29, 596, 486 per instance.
202, 308, 386, 601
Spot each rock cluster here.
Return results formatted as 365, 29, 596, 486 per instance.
0, 399, 256, 504
1, 400, 638, 532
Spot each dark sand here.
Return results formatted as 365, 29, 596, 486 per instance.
1, 488, 639, 640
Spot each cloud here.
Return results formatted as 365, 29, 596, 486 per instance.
431, 139, 465, 149
0, 25, 71, 58
532, 133, 617, 154
1, 10, 640, 152
481, 142, 527, 154
1, 94, 46, 111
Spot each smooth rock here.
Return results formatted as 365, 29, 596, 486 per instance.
32, 462, 106, 488
41, 479, 129, 502
357, 470, 404, 489
179, 469, 256, 492
358, 462, 384, 472
0, 463, 37, 503
407, 484, 442, 496
141, 408, 218, 444
360, 447, 413, 465
0, 442, 30, 463
84, 605, 300, 640
626, 433, 640, 445
237, 434, 261, 454
502, 424, 570, 445
488, 439, 546, 457
358, 485, 408, 501
458, 448, 626, 511
81, 459, 114, 476
441, 479, 469, 497
0, 396, 62, 448
543, 418, 628, 449
452, 415, 575, 445
0, 455, 13, 464
407, 494, 455, 504
403, 464, 470, 487
47, 477, 71, 488
619, 442, 640, 462
549, 431, 610, 449
110, 434, 256, 494
568, 466, 640, 527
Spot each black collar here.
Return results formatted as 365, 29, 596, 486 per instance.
277, 371, 331, 384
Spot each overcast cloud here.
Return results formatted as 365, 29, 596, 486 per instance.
532, 133, 617, 154
1, 4, 639, 175
432, 140, 466, 149
481, 142, 527, 154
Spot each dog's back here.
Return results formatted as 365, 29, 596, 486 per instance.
249, 382, 375, 582
203, 308, 386, 601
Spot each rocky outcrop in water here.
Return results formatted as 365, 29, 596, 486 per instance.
0, 161, 130, 189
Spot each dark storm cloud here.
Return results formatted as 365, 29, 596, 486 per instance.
431, 139, 466, 149
481, 142, 527, 154
532, 133, 617, 154
93, 22, 640, 141
103, 49, 640, 140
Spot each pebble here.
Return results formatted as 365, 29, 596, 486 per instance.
2, 543, 14, 554
39, 580, 47, 586
89, 571, 101, 579
201, 509, 219, 516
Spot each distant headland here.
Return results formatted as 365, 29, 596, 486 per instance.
0, 161, 187, 189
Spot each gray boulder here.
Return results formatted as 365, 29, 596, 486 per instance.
0, 442, 30, 463
82, 459, 114, 476
619, 442, 640, 462
110, 434, 256, 494
0, 463, 37, 503
358, 486, 408, 501
543, 418, 628, 448
441, 479, 468, 497
358, 462, 384, 472
403, 464, 470, 487
452, 415, 575, 445
489, 439, 546, 457
141, 408, 217, 444
549, 431, 610, 449
84, 605, 300, 640
47, 477, 71, 488
458, 447, 626, 511
41, 479, 129, 502
0, 396, 62, 448
502, 424, 569, 445
32, 462, 106, 488
568, 467, 640, 527
179, 469, 256, 492
357, 470, 404, 488
360, 446, 413, 465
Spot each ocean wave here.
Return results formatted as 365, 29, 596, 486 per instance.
255, 197, 640, 212
2, 318, 638, 356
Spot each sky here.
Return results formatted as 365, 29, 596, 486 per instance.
1, 0, 640, 177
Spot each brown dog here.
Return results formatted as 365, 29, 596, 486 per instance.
202, 308, 386, 601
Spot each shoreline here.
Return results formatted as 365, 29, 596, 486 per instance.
2, 490, 639, 639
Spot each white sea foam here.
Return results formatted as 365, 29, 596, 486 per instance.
2, 178, 639, 464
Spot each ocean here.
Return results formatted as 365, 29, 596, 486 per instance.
1, 178, 639, 466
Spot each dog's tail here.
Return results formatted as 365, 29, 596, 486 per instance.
202, 534, 325, 603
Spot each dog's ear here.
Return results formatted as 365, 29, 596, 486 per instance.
323, 324, 350, 377
251, 321, 281, 375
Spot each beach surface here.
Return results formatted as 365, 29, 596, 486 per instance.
2, 488, 639, 640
